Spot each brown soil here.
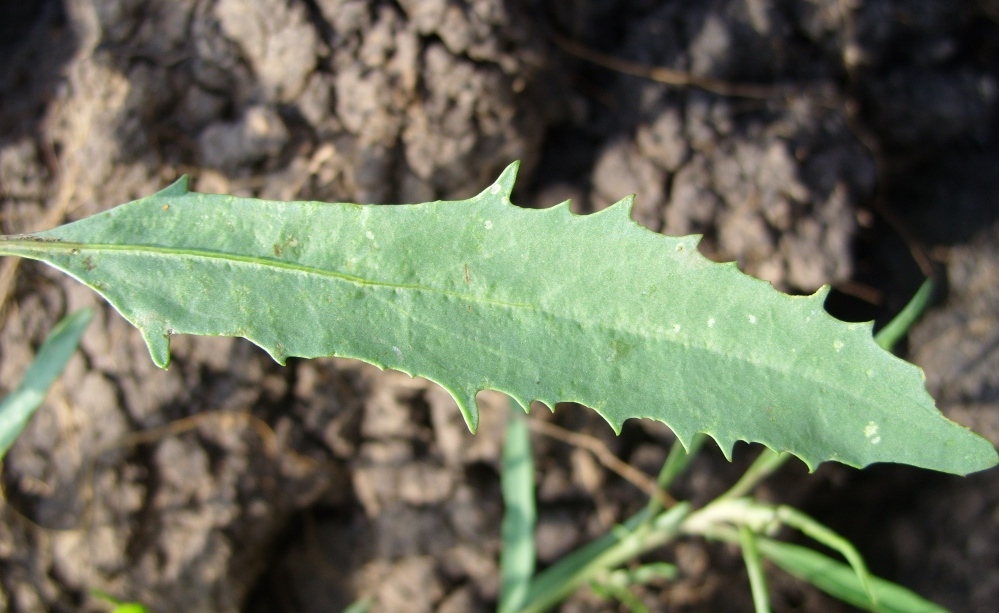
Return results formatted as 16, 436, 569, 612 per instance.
1, 1, 997, 611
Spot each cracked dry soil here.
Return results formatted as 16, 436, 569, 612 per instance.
1, 1, 998, 611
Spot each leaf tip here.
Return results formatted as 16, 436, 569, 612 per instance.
942, 430, 998, 476
973, 447, 999, 475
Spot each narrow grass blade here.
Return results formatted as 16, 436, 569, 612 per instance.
498, 408, 536, 613
776, 505, 877, 607
719, 448, 790, 500
591, 562, 680, 612
756, 537, 947, 613
739, 525, 772, 613
0, 309, 92, 460
644, 432, 707, 519
589, 578, 653, 613
520, 503, 690, 613
611, 562, 679, 586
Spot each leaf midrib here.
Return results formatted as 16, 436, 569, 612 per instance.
1, 238, 877, 409
0, 239, 533, 309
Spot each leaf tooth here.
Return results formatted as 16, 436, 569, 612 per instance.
448, 387, 481, 434
481, 161, 520, 201
610, 416, 629, 436
548, 201, 572, 216
851, 320, 876, 336
139, 326, 172, 369
151, 175, 190, 199
671, 234, 704, 257
535, 399, 556, 413
808, 284, 832, 303
798, 454, 819, 473
592, 195, 635, 223
669, 429, 697, 454
508, 394, 531, 413
711, 432, 737, 461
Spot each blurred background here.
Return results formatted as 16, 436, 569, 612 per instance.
1, 0, 998, 611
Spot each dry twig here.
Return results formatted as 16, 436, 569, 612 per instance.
552, 31, 788, 100
529, 418, 675, 508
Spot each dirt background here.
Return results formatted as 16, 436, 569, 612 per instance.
1, 0, 998, 611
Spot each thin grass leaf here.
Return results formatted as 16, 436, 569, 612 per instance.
719, 448, 790, 500
776, 505, 877, 607
0, 309, 92, 460
499, 407, 536, 613
643, 433, 707, 520
589, 578, 653, 613
609, 562, 679, 586
756, 537, 947, 613
520, 503, 690, 613
739, 525, 772, 613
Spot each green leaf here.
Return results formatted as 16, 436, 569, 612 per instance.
0, 309, 92, 460
756, 537, 947, 613
0, 163, 993, 474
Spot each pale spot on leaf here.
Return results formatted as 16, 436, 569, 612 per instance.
864, 422, 879, 444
